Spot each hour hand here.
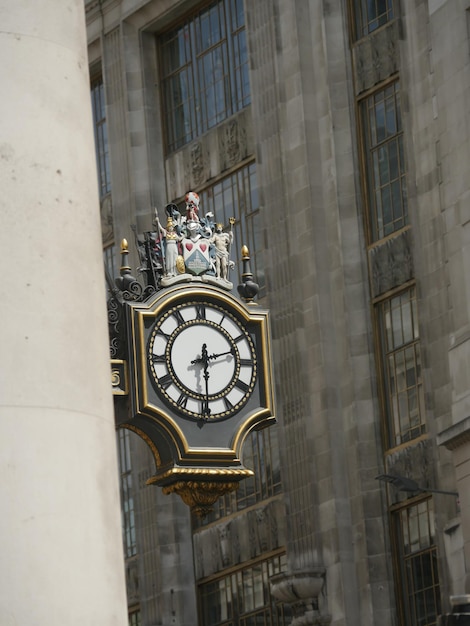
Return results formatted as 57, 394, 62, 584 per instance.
191, 343, 209, 366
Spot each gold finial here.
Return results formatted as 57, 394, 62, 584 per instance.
120, 238, 131, 275
241, 245, 249, 258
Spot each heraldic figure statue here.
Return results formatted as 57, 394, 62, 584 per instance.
139, 191, 236, 291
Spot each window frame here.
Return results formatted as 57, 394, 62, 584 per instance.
390, 496, 441, 626
167, 161, 264, 300
159, 0, 250, 154
117, 428, 138, 558
358, 78, 408, 244
198, 552, 291, 626
198, 161, 264, 295
90, 75, 111, 200
128, 608, 142, 626
349, 0, 395, 41
374, 284, 426, 450
193, 423, 282, 527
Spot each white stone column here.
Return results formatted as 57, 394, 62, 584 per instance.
0, 2, 127, 625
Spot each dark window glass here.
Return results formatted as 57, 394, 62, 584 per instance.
117, 429, 137, 558
393, 500, 441, 626
354, 0, 394, 39
198, 162, 264, 294
91, 77, 111, 199
377, 287, 425, 448
194, 423, 281, 526
129, 610, 141, 626
199, 555, 292, 626
362, 82, 407, 241
160, 0, 250, 153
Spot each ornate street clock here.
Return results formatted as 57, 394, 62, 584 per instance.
112, 196, 275, 516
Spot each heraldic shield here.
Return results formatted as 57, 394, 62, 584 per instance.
182, 237, 211, 275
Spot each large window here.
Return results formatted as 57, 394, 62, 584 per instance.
160, 0, 250, 152
377, 287, 425, 448
199, 162, 263, 293
117, 428, 137, 558
91, 77, 111, 199
199, 554, 292, 626
353, 0, 395, 39
362, 81, 407, 242
392, 499, 441, 626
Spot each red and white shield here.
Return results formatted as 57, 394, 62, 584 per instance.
182, 237, 211, 275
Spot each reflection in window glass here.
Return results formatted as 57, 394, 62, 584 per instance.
194, 424, 282, 526
160, 0, 250, 153
104, 244, 117, 291
362, 82, 407, 241
91, 77, 111, 199
378, 288, 425, 448
393, 499, 441, 626
199, 555, 292, 626
199, 163, 264, 294
117, 428, 137, 558
354, 0, 394, 39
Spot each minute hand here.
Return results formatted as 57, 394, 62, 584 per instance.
208, 348, 234, 361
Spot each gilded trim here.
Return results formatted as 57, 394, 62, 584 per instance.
146, 466, 253, 486
128, 283, 276, 457
161, 480, 242, 518
120, 423, 162, 468
111, 359, 128, 395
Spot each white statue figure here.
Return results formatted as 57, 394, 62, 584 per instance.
210, 223, 234, 281
155, 212, 182, 277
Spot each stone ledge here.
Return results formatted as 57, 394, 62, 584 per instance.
437, 416, 470, 450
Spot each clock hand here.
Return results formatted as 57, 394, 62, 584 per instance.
201, 344, 211, 419
191, 343, 210, 366
190, 345, 211, 419
207, 348, 235, 361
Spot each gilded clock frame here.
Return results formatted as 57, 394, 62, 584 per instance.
126, 282, 276, 484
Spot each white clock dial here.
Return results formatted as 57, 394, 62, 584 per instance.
148, 302, 257, 421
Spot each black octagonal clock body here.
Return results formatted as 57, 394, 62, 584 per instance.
125, 282, 275, 483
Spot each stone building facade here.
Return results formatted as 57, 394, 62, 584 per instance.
85, 1, 470, 624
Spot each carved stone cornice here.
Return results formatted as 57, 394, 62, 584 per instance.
352, 20, 401, 96
165, 109, 253, 200
368, 228, 414, 298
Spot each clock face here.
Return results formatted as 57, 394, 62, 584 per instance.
148, 301, 257, 421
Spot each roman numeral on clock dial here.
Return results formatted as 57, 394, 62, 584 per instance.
158, 373, 172, 390
172, 309, 185, 326
235, 378, 250, 392
152, 353, 165, 363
